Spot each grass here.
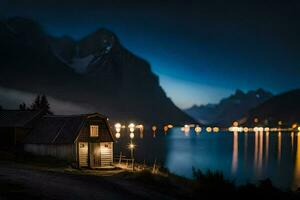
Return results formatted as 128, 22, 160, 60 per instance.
1, 150, 300, 199
0, 150, 70, 168
116, 167, 300, 200
116, 169, 194, 199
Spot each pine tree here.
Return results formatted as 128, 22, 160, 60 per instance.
31, 95, 41, 110
30, 94, 53, 115
40, 95, 53, 115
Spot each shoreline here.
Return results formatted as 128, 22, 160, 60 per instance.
1, 156, 300, 199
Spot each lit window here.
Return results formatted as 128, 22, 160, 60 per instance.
90, 125, 99, 137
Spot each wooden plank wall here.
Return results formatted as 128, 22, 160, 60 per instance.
24, 144, 76, 161
79, 142, 88, 167
100, 142, 113, 166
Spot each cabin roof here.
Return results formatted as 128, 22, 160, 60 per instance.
24, 113, 114, 144
0, 110, 44, 128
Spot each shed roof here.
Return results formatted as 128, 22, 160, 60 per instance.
0, 110, 44, 128
24, 113, 114, 144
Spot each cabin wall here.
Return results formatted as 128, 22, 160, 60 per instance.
78, 142, 88, 167
100, 142, 113, 166
24, 144, 76, 161
75, 116, 114, 167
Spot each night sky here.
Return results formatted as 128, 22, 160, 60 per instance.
1, 0, 300, 108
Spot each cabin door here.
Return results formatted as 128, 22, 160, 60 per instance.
90, 143, 101, 167
79, 142, 88, 167
100, 142, 113, 166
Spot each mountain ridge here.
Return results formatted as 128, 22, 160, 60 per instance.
185, 88, 273, 126
0, 16, 195, 125
244, 88, 300, 126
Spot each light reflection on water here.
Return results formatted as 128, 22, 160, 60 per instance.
294, 134, 300, 188
164, 128, 300, 189
231, 132, 238, 174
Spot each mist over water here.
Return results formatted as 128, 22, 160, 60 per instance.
0, 87, 93, 114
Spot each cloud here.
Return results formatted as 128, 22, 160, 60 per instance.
0, 86, 94, 114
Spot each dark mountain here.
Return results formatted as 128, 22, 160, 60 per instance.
0, 17, 195, 125
184, 89, 273, 126
244, 89, 300, 127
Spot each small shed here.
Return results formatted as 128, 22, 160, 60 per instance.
24, 113, 115, 168
0, 110, 45, 149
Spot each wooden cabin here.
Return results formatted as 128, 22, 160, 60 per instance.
24, 113, 115, 168
0, 110, 45, 149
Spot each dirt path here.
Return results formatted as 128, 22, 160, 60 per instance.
0, 162, 173, 200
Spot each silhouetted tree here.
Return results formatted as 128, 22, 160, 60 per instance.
31, 95, 41, 110
19, 102, 27, 110
40, 95, 52, 115
30, 94, 53, 114
192, 168, 235, 193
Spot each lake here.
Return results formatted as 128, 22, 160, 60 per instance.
115, 128, 300, 189
164, 128, 300, 189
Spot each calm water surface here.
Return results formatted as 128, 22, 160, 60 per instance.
163, 128, 300, 189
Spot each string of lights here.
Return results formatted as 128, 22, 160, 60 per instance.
112, 121, 300, 140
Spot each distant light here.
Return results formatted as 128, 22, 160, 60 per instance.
152, 126, 157, 138
229, 126, 241, 132
254, 118, 259, 123
152, 126, 157, 132
213, 127, 219, 133
298, 127, 300, 132
128, 123, 135, 128
264, 127, 270, 132
167, 124, 173, 129
128, 123, 135, 133
258, 127, 264, 132
182, 125, 190, 133
130, 132, 134, 139
206, 127, 212, 132
115, 132, 121, 139
115, 123, 121, 133
233, 121, 239, 127
253, 127, 259, 132
135, 124, 143, 128
137, 125, 144, 139
163, 126, 168, 134
128, 143, 135, 149
195, 126, 202, 134
243, 127, 249, 133
115, 123, 121, 128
